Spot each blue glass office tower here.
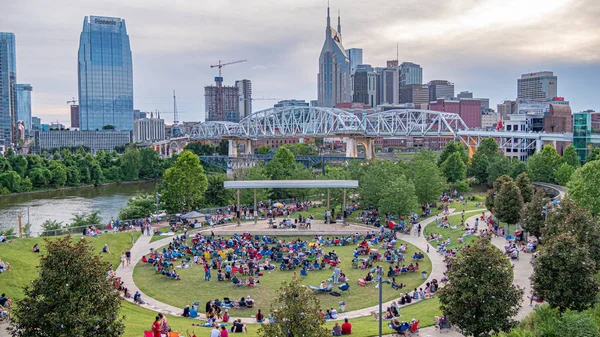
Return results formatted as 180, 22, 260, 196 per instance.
16, 84, 32, 133
78, 16, 133, 131
0, 32, 17, 147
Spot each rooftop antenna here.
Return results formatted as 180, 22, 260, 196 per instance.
396, 42, 399, 63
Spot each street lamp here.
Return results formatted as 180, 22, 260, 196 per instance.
378, 265, 383, 337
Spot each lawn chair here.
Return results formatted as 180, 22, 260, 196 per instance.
388, 322, 410, 336
409, 320, 419, 334
143, 332, 153, 337
168, 332, 181, 337
309, 285, 333, 293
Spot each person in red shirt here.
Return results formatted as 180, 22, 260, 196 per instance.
151, 316, 161, 337
341, 317, 352, 335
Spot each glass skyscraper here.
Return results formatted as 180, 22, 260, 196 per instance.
0, 32, 17, 147
78, 16, 133, 131
16, 84, 32, 133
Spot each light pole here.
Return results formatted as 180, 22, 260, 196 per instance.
378, 265, 383, 337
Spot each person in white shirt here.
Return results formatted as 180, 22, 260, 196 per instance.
210, 323, 220, 337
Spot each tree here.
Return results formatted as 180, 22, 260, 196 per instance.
519, 188, 548, 240
319, 166, 351, 210
441, 152, 467, 183
527, 145, 562, 183
485, 175, 516, 213
29, 167, 49, 188
477, 138, 501, 158
102, 124, 116, 130
184, 142, 215, 156
0, 171, 22, 192
586, 147, 600, 163
494, 180, 524, 226
69, 210, 102, 229
40, 219, 64, 236
257, 279, 329, 337
568, 160, 600, 215
379, 174, 418, 217
161, 150, 208, 212
438, 140, 468, 166
235, 164, 271, 205
51, 165, 67, 188
10, 236, 124, 336
438, 237, 523, 337
203, 173, 234, 207
9, 155, 28, 177
554, 162, 575, 186
487, 156, 511, 185
266, 147, 296, 180
454, 180, 471, 194
515, 172, 534, 203
139, 148, 164, 179
282, 142, 318, 156
254, 145, 270, 155
119, 194, 159, 220
120, 147, 141, 181
358, 160, 405, 207
508, 160, 528, 179
531, 234, 598, 312
469, 152, 490, 184
286, 165, 314, 200
409, 153, 447, 204
562, 145, 581, 168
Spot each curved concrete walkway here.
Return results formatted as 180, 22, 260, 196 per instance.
115, 208, 535, 336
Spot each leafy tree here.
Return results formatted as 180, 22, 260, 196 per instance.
454, 180, 471, 194
515, 172, 534, 203
254, 145, 270, 155
477, 138, 501, 158
441, 152, 467, 183
487, 156, 511, 185
19, 177, 32, 193
531, 234, 598, 312
379, 174, 418, 217
51, 165, 67, 188
562, 145, 581, 168
9, 155, 28, 177
438, 140, 468, 166
469, 152, 490, 184
66, 165, 81, 186
161, 150, 208, 212
498, 305, 600, 337
319, 166, 351, 210
40, 219, 64, 236
217, 140, 229, 155
29, 167, 49, 187
203, 173, 234, 207
359, 160, 405, 207
508, 160, 528, 179
519, 188, 548, 240
103, 166, 122, 182
119, 194, 159, 220
554, 162, 575, 186
257, 278, 329, 337
266, 147, 296, 180
286, 165, 314, 200
282, 142, 318, 156
69, 210, 102, 229
408, 157, 447, 204
439, 237, 523, 337
494, 179, 524, 226
120, 147, 141, 181
527, 145, 562, 183
234, 164, 271, 205
0, 171, 22, 192
0, 156, 12, 174
568, 160, 600, 215
10, 236, 125, 336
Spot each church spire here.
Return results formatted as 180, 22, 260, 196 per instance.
337, 10, 341, 35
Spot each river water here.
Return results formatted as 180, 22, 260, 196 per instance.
0, 181, 157, 236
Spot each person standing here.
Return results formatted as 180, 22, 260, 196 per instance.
158, 313, 170, 334
417, 224, 422, 237
125, 249, 131, 266
120, 252, 126, 268
151, 316, 161, 337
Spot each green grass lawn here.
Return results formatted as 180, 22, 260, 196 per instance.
424, 212, 483, 250
133, 236, 431, 316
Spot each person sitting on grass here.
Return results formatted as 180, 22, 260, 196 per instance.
182, 305, 190, 317
256, 309, 264, 322
133, 291, 145, 304
32, 244, 40, 253
102, 244, 111, 254
245, 295, 254, 307
232, 275, 240, 286
341, 317, 352, 335
230, 319, 247, 333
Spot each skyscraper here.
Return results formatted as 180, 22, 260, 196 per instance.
352, 64, 377, 107
399, 62, 422, 86
235, 79, 252, 120
317, 6, 351, 107
205, 85, 239, 122
78, 16, 133, 131
517, 71, 557, 101
346, 48, 363, 74
428, 80, 455, 102
0, 32, 17, 147
382, 66, 399, 105
16, 84, 32, 133
70, 105, 80, 128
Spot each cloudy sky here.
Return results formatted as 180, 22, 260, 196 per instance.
3, 0, 599, 124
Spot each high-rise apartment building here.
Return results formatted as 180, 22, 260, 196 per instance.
497, 100, 517, 119
400, 84, 430, 105
382, 67, 399, 105
235, 79, 252, 120
205, 85, 239, 122
78, 16, 133, 131
399, 62, 422, 87
16, 84, 32, 133
517, 71, 557, 101
317, 6, 351, 107
70, 105, 80, 128
133, 117, 165, 142
346, 48, 363, 74
0, 32, 17, 147
352, 64, 377, 107
428, 80, 455, 102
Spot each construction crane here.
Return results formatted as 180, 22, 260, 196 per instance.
67, 97, 77, 105
210, 59, 247, 121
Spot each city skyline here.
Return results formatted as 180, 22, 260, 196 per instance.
2, 0, 599, 125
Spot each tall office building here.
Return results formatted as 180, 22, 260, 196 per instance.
78, 16, 133, 131
400, 84, 429, 105
428, 80, 455, 102
352, 64, 377, 107
346, 48, 363, 74
235, 79, 252, 120
0, 33, 17, 147
133, 116, 165, 142
457, 91, 473, 99
399, 62, 422, 86
16, 84, 32, 133
517, 71, 557, 101
70, 105, 80, 128
317, 6, 351, 107
205, 85, 239, 122
382, 66, 399, 105
31, 116, 41, 131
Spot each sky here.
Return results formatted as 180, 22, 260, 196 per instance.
2, 0, 599, 125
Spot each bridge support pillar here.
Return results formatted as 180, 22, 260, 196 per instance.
345, 138, 358, 158
228, 140, 238, 157
535, 139, 543, 153
345, 137, 375, 160
243, 139, 252, 155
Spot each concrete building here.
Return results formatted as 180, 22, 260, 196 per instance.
0, 32, 17, 148
428, 80, 454, 101
78, 16, 133, 131
346, 48, 363, 74
517, 71, 557, 101
34, 130, 131, 154
400, 84, 429, 105
382, 67, 399, 105
133, 117, 165, 142
235, 79, 252, 120
481, 112, 499, 129
205, 85, 239, 122
399, 62, 422, 86
352, 64, 377, 107
317, 6, 351, 107
310, 100, 318, 107
497, 100, 517, 119
429, 98, 481, 128
16, 84, 32, 133
274, 100, 310, 108
70, 105, 80, 128
133, 109, 146, 120
31, 116, 41, 131
457, 91, 473, 99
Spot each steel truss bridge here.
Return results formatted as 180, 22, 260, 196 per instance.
199, 154, 365, 171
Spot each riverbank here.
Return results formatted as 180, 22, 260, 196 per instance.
0, 179, 159, 198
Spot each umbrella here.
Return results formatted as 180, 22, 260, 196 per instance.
273, 203, 284, 208
181, 211, 207, 219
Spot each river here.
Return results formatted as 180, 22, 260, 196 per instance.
0, 181, 157, 236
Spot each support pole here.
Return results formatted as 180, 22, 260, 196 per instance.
343, 188, 347, 225
237, 189, 241, 226
327, 189, 331, 224
378, 266, 383, 337
254, 188, 257, 225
